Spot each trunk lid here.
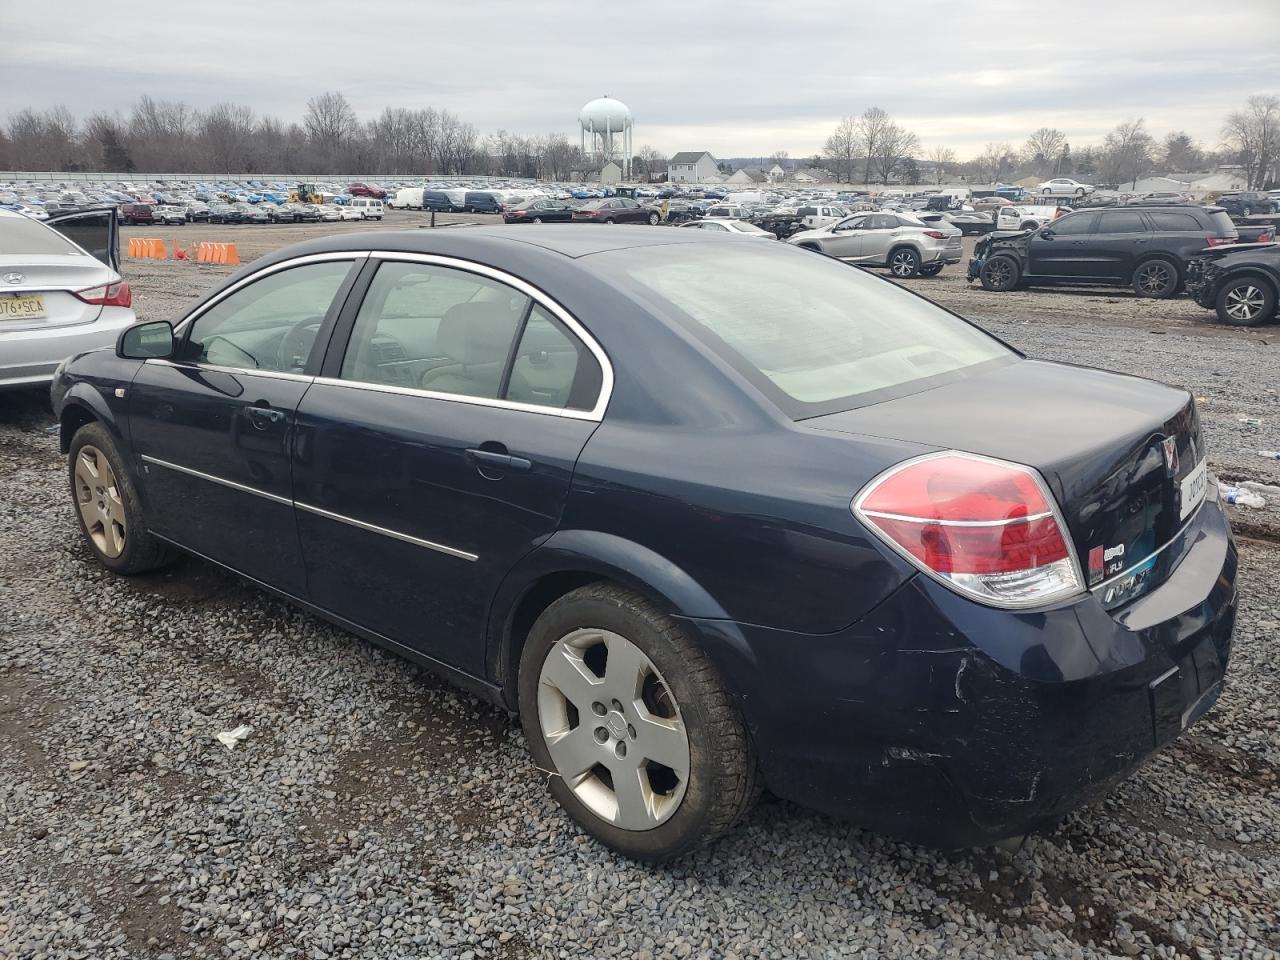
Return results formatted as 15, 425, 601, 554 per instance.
809, 359, 1207, 610
0, 254, 110, 331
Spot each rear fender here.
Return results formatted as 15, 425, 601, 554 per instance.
484, 528, 729, 704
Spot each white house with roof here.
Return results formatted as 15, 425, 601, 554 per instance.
667, 151, 720, 183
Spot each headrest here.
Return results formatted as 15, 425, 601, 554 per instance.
437, 301, 520, 365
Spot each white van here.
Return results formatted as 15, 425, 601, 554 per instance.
350, 198, 385, 220
391, 187, 424, 210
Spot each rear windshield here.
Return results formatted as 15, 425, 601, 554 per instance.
0, 215, 83, 256
592, 243, 1012, 417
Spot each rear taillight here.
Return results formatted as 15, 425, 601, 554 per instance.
923, 230, 947, 239
74, 281, 132, 308
853, 452, 1082, 608
1206, 237, 1235, 246
1259, 231, 1274, 243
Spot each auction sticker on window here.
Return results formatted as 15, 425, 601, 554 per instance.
0, 294, 46, 320
1180, 459, 1208, 521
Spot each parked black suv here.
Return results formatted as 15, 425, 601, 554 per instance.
1186, 242, 1280, 326
968, 205, 1238, 298
1215, 192, 1278, 217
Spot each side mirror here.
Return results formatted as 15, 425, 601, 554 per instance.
117, 320, 174, 360
1039, 228, 1055, 239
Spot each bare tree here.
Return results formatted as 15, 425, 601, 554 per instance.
822, 116, 858, 183
927, 145, 956, 183
7, 106, 80, 169
84, 112, 134, 171
871, 122, 919, 183
1101, 118, 1155, 188
974, 142, 1015, 183
128, 96, 197, 169
303, 91, 359, 170
855, 107, 892, 183
201, 103, 258, 171
1222, 95, 1280, 189
1022, 127, 1067, 176
634, 144, 666, 181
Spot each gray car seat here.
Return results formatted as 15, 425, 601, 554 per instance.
419, 301, 522, 398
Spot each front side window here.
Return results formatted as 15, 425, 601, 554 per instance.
595, 244, 1011, 416
1046, 213, 1096, 236
184, 260, 352, 372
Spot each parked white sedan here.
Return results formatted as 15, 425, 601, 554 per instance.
1037, 178, 1095, 196
680, 219, 776, 239
0, 208, 135, 390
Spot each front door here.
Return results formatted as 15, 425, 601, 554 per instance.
858, 214, 901, 264
822, 215, 867, 259
1026, 212, 1098, 278
292, 256, 605, 675
127, 255, 360, 595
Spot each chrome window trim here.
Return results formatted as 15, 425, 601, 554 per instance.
140, 454, 293, 506
143, 357, 316, 383
139, 455, 478, 562
358, 251, 614, 421
309, 375, 599, 421
170, 251, 366, 337
295, 501, 478, 562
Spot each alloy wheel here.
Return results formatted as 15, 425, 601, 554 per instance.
985, 260, 1012, 288
536, 628, 690, 830
74, 445, 126, 558
1224, 284, 1266, 322
1136, 263, 1173, 295
890, 251, 917, 276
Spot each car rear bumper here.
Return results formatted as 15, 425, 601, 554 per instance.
685, 495, 1237, 847
0, 306, 136, 390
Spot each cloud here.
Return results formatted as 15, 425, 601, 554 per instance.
2, 0, 1277, 159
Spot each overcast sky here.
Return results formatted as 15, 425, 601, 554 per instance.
5, 0, 1277, 160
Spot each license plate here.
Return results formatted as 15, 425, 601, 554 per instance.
1180, 459, 1208, 521
0, 294, 46, 320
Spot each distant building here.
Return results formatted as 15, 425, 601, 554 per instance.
792, 168, 828, 184
725, 168, 767, 185
768, 163, 786, 183
668, 151, 719, 183
598, 161, 622, 185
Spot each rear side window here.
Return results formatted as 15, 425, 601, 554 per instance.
0, 215, 83, 256
1148, 212, 1202, 231
506, 306, 602, 411
1206, 210, 1237, 235
1096, 212, 1148, 234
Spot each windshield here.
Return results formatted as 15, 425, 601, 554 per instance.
592, 243, 1012, 416
0, 215, 84, 256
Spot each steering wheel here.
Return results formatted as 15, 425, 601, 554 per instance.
275, 317, 324, 373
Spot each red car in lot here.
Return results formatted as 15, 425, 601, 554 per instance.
572, 198, 661, 225
347, 182, 387, 200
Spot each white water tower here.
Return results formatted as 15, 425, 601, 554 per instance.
579, 96, 633, 180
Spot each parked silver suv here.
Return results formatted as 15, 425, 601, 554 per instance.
787, 212, 963, 277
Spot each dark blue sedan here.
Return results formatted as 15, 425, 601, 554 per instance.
51, 227, 1236, 861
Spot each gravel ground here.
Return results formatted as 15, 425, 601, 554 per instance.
1, 217, 1278, 960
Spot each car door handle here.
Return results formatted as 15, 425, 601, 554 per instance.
466, 448, 532, 472
246, 404, 286, 427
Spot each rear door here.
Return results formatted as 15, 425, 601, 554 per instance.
1027, 212, 1098, 277
1088, 210, 1151, 280
127, 254, 362, 596
292, 254, 607, 674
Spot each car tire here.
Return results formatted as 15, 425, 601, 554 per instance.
1132, 258, 1179, 299
68, 423, 173, 576
980, 255, 1021, 292
1243, 206, 1253, 217
648, 212, 660, 225
1215, 273, 1277, 326
888, 247, 921, 278
920, 263, 944, 277
518, 583, 758, 863
1042, 188, 1051, 195
604, 218, 616, 225
1021, 221, 1039, 230
533, 217, 543, 224
1075, 187, 1085, 196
